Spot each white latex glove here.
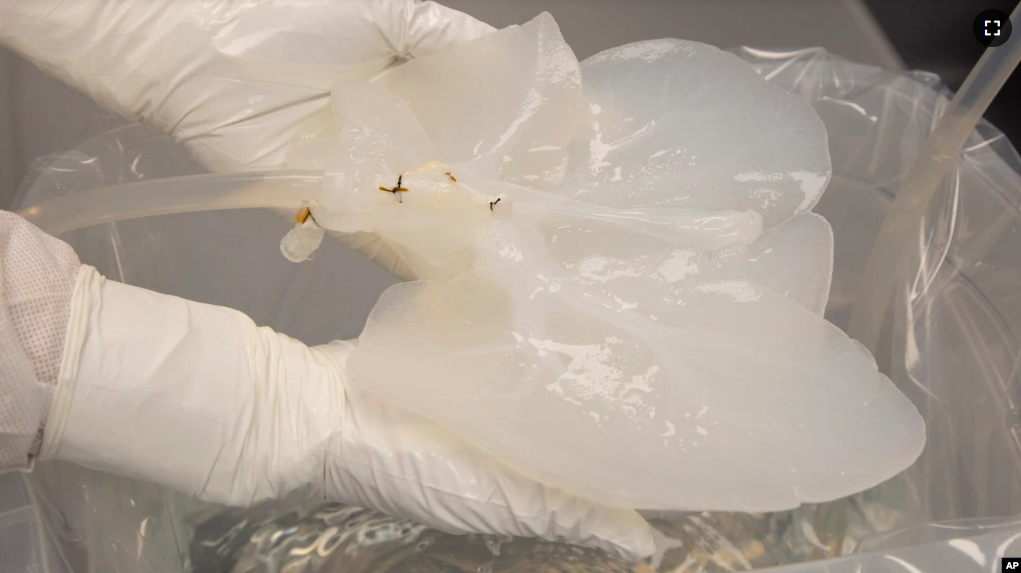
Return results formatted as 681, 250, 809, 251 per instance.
0, 1, 657, 557
0, 0, 495, 279
0, 211, 656, 561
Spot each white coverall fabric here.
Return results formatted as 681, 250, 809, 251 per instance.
0, 211, 79, 470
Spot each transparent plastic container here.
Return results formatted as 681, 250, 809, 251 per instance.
0, 473, 70, 573
5, 46, 1021, 573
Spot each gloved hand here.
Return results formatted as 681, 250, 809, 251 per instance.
0, 0, 657, 558
0, 0, 495, 279
0, 210, 656, 561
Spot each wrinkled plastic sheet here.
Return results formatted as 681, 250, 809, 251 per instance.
5, 46, 1021, 573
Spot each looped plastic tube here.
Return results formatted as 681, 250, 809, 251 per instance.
16, 171, 326, 236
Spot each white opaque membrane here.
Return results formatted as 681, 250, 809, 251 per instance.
548, 212, 833, 317
376, 12, 583, 187
560, 40, 832, 230
697, 213, 834, 315
297, 12, 924, 510
306, 82, 498, 276
348, 272, 924, 511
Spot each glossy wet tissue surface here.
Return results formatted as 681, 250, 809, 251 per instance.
290, 13, 925, 511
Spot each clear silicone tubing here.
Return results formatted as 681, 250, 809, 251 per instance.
847, 4, 1021, 353
16, 171, 326, 236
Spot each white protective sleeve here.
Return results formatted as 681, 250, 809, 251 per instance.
0, 0, 496, 280
39, 265, 344, 503
0, 0, 495, 174
36, 265, 653, 559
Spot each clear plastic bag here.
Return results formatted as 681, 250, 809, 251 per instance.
5, 45, 1021, 572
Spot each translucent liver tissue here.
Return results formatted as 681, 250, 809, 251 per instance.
308, 12, 927, 511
